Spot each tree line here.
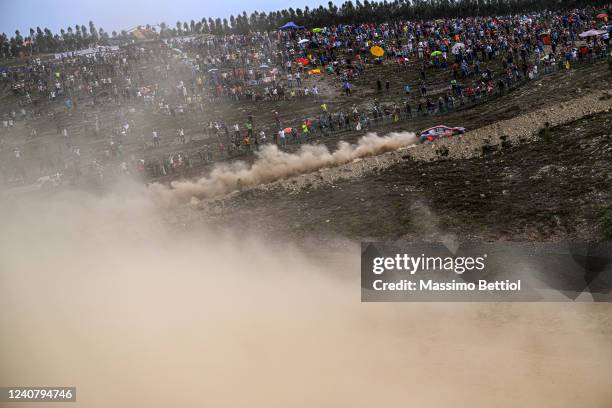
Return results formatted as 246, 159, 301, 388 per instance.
1, 0, 609, 59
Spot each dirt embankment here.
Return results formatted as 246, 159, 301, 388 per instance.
194, 98, 611, 242
408, 90, 612, 162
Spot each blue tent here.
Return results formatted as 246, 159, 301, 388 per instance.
279, 22, 304, 30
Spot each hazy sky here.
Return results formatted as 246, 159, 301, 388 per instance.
1, 0, 338, 36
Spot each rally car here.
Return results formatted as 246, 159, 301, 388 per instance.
419, 125, 466, 142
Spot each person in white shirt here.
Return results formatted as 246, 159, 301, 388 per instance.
278, 129, 286, 148
312, 85, 319, 100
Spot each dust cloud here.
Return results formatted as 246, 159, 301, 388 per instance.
149, 131, 418, 205
1, 186, 612, 408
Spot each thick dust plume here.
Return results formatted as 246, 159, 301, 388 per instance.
1, 187, 612, 408
149, 131, 417, 205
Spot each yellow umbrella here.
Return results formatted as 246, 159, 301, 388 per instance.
370, 46, 384, 57
312, 28, 323, 33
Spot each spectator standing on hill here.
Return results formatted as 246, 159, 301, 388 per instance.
278, 129, 286, 148
343, 80, 352, 96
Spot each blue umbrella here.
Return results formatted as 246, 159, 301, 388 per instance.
279, 22, 304, 30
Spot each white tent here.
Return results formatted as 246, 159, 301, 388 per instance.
54, 45, 119, 60
579, 29, 607, 38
